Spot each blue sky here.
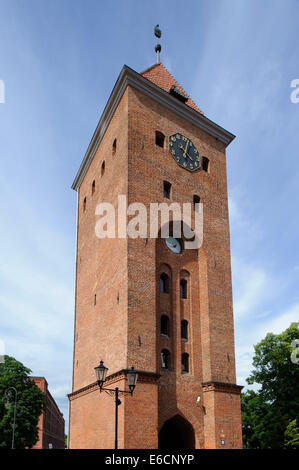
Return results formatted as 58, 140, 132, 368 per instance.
0, 0, 298, 434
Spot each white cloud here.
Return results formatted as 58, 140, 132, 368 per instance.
232, 258, 269, 319
257, 303, 299, 339
235, 302, 299, 387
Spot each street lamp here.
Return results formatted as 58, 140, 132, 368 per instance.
5, 387, 18, 449
94, 360, 138, 449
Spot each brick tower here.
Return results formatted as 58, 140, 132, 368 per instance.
68, 61, 243, 449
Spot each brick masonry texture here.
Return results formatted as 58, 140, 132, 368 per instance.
31, 377, 65, 449
68, 63, 242, 449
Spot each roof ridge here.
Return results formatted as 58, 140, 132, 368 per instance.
140, 63, 160, 75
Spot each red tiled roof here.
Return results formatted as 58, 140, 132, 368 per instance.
141, 63, 203, 114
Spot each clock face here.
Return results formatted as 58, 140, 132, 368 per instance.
168, 133, 201, 172
165, 237, 182, 254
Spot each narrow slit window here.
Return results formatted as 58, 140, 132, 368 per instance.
161, 349, 170, 369
163, 181, 171, 199
182, 353, 189, 373
155, 131, 165, 148
101, 161, 105, 176
193, 195, 200, 210
160, 273, 170, 293
181, 320, 188, 340
92, 180, 95, 195
180, 279, 187, 299
202, 157, 210, 173
112, 138, 117, 155
161, 315, 170, 336
83, 197, 86, 212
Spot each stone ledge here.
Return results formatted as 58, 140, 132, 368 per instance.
68, 369, 161, 401
202, 381, 243, 395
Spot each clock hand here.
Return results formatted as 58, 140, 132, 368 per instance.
179, 144, 187, 158
183, 140, 189, 157
185, 152, 194, 161
180, 142, 191, 160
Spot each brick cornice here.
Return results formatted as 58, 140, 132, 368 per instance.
68, 369, 161, 401
202, 381, 243, 395
72, 64, 235, 191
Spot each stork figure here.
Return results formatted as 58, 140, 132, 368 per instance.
154, 24, 162, 64
154, 24, 161, 38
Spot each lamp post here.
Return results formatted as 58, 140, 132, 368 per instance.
94, 360, 138, 449
5, 387, 18, 449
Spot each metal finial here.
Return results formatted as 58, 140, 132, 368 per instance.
154, 25, 162, 64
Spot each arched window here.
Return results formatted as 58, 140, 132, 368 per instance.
83, 197, 86, 212
161, 315, 170, 336
101, 161, 105, 176
160, 273, 170, 293
180, 279, 187, 299
155, 131, 165, 148
92, 180, 95, 195
181, 320, 188, 340
202, 156, 210, 173
112, 138, 117, 155
161, 349, 171, 369
182, 353, 189, 373
193, 195, 200, 210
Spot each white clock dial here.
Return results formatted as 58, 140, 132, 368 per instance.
165, 237, 182, 254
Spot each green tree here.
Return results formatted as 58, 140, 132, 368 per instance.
0, 355, 46, 448
242, 322, 299, 448
284, 419, 299, 449
242, 390, 270, 448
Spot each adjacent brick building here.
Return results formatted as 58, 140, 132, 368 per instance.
68, 61, 243, 449
31, 377, 65, 449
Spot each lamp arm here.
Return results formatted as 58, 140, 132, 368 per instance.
97, 385, 134, 396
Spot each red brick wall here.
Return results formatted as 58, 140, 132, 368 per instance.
125, 85, 241, 448
69, 77, 242, 448
31, 377, 65, 449
72, 89, 129, 394
69, 89, 130, 449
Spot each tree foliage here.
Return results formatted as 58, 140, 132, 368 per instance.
284, 419, 299, 449
242, 323, 299, 448
0, 355, 46, 448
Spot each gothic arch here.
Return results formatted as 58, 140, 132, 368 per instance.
159, 262, 172, 277
158, 414, 195, 449
180, 269, 190, 279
